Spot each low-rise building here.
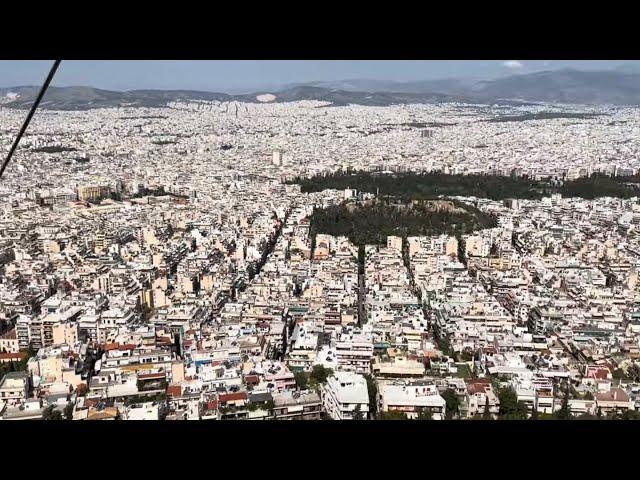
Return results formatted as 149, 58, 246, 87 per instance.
323, 371, 369, 420
0, 371, 29, 407
379, 380, 447, 419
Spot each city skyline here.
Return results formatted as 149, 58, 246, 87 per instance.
2, 59, 640, 422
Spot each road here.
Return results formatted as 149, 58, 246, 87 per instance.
358, 255, 366, 326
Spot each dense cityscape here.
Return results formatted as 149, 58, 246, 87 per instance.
2, 95, 640, 420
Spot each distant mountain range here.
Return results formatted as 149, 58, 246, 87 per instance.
2, 69, 640, 110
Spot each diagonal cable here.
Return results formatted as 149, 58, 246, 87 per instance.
0, 60, 61, 179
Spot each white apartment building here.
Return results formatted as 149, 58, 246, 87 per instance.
322, 371, 370, 420
379, 380, 446, 419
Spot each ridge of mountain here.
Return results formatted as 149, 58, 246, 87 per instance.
2, 69, 640, 110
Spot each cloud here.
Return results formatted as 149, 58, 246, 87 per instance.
502, 60, 524, 70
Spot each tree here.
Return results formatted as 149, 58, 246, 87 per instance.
42, 405, 54, 420
496, 387, 529, 420
246, 263, 255, 280
554, 381, 572, 420
352, 404, 365, 420
575, 413, 597, 420
437, 336, 452, 357
442, 389, 459, 420
498, 387, 519, 418
416, 408, 433, 420
76, 383, 88, 397
612, 368, 626, 380
515, 401, 529, 420
620, 410, 640, 420
309, 365, 333, 387
64, 402, 75, 420
482, 397, 492, 420
42, 405, 63, 420
293, 371, 308, 390
380, 410, 408, 420
458, 238, 467, 265
460, 349, 474, 362
363, 374, 378, 418
627, 363, 640, 383
538, 412, 555, 420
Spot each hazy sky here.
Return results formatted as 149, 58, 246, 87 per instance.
0, 60, 638, 92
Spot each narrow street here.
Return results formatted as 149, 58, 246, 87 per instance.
358, 265, 365, 325
357, 245, 365, 326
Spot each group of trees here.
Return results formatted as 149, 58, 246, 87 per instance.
494, 382, 640, 421
378, 408, 433, 420
486, 112, 603, 123
32, 145, 78, 154
496, 385, 569, 421
435, 335, 452, 358
363, 374, 378, 417
290, 170, 640, 203
309, 199, 496, 247
42, 403, 74, 421
0, 347, 36, 378
294, 365, 334, 393
290, 171, 551, 201
559, 174, 640, 199
379, 410, 408, 420
615, 362, 640, 382
442, 389, 460, 419
293, 370, 309, 390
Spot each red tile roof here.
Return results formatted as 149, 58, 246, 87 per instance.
468, 383, 491, 395
467, 378, 492, 395
469, 377, 491, 385
0, 352, 26, 361
167, 385, 182, 397
587, 366, 611, 380
219, 392, 248, 403
595, 387, 630, 403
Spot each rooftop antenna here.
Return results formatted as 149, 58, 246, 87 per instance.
0, 60, 61, 179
